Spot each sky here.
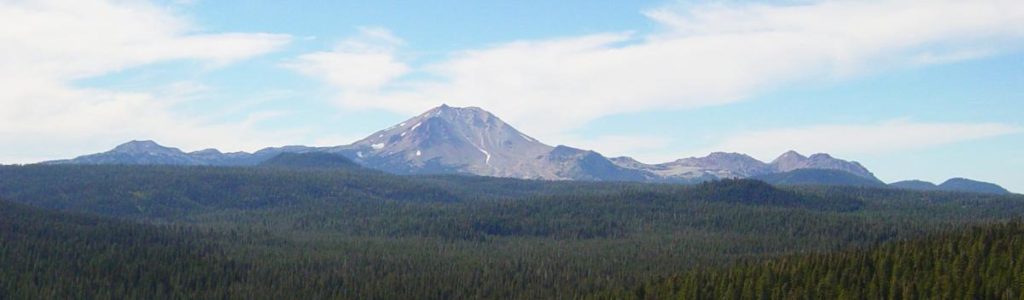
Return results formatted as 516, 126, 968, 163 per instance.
1, 0, 1023, 191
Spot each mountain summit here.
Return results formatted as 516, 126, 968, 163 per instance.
329, 105, 643, 180
770, 151, 876, 179
51, 140, 200, 165
334, 105, 556, 178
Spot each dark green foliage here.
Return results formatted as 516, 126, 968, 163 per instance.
940, 177, 1011, 195
0, 165, 460, 220
0, 164, 1022, 298
609, 222, 1024, 299
258, 152, 362, 170
891, 178, 1014, 195
755, 168, 887, 187
890, 179, 941, 191
0, 166, 861, 222
687, 179, 863, 211
0, 200, 241, 299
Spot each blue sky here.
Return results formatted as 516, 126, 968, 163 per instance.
2, 0, 1023, 191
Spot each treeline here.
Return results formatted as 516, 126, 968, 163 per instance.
607, 222, 1024, 299
0, 165, 462, 219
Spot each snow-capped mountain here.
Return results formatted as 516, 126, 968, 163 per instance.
329, 105, 556, 178
43, 104, 1007, 191
325, 105, 642, 180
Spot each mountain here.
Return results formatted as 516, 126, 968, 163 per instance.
329, 105, 554, 178
889, 180, 941, 191
938, 178, 1011, 195
610, 151, 878, 184
51, 140, 319, 166
51, 140, 202, 165
754, 169, 887, 187
259, 152, 362, 170
889, 178, 1011, 195
612, 152, 772, 181
541, 146, 652, 181
770, 151, 876, 180
325, 104, 646, 181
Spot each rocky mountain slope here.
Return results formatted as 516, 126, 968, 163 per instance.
611, 152, 770, 181
326, 105, 561, 178
611, 150, 877, 182
770, 151, 875, 179
318, 105, 646, 180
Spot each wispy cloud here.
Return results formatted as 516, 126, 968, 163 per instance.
706, 120, 1022, 161
289, 0, 1024, 143
0, 0, 293, 162
283, 27, 409, 90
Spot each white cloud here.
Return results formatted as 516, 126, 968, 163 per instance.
911, 48, 997, 65
707, 120, 1022, 161
284, 27, 409, 90
291, 0, 1024, 143
0, 0, 292, 163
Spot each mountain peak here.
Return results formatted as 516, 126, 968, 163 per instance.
344, 105, 556, 178
115, 139, 159, 147
939, 178, 1010, 195
776, 150, 806, 160
769, 150, 875, 180
56, 140, 196, 165
112, 140, 181, 154
422, 104, 492, 120
659, 152, 772, 179
190, 148, 223, 155
808, 153, 837, 160
889, 180, 939, 191
706, 152, 756, 160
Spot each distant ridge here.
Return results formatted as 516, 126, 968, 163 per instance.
611, 150, 879, 183
889, 178, 1011, 195
42, 105, 1011, 192
259, 152, 361, 170
755, 169, 886, 188
889, 180, 941, 191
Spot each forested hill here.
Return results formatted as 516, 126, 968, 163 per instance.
608, 222, 1024, 299
258, 152, 363, 170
